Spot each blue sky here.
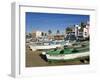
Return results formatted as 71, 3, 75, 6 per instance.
26, 12, 89, 34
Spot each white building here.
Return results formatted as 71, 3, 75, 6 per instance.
83, 22, 89, 38
32, 30, 42, 38
75, 24, 82, 37
75, 25, 79, 37
36, 31, 42, 38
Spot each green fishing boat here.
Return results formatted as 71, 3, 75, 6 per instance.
43, 46, 89, 61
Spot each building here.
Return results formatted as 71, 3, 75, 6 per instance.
75, 22, 90, 40
65, 25, 83, 40
64, 32, 76, 41
83, 22, 90, 38
65, 21, 90, 41
48, 35, 54, 41
26, 33, 32, 39
32, 31, 42, 38
54, 34, 64, 40
74, 24, 83, 37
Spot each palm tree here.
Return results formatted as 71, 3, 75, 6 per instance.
48, 29, 52, 35
45, 33, 47, 36
56, 30, 60, 34
80, 22, 86, 28
65, 27, 72, 34
79, 22, 86, 32
41, 32, 44, 36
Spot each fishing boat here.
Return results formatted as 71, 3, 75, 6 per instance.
29, 40, 72, 51
42, 47, 89, 61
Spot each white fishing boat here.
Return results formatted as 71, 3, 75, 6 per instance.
29, 41, 72, 51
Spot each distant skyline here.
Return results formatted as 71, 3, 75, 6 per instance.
26, 12, 89, 34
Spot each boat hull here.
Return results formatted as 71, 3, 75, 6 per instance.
29, 44, 61, 51
46, 52, 89, 61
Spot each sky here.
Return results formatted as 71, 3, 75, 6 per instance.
26, 12, 89, 34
